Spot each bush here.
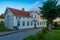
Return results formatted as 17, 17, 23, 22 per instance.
52, 27, 60, 30
57, 24, 60, 27
0, 26, 12, 32
36, 27, 47, 40
23, 27, 47, 40
0, 21, 4, 26
42, 27, 47, 33
36, 31, 43, 40
23, 35, 38, 40
54, 22, 58, 27
13, 26, 18, 30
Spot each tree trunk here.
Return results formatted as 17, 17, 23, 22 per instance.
47, 21, 52, 31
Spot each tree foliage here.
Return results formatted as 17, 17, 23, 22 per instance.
39, 0, 58, 23
0, 14, 4, 18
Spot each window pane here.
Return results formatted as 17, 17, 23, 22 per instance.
40, 22, 41, 25
27, 21, 29, 26
22, 21, 25, 26
37, 22, 39, 25
17, 21, 20, 26
31, 22, 33, 25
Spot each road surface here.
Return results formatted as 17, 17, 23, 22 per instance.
0, 28, 41, 40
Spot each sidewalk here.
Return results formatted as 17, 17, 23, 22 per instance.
0, 31, 18, 36
0, 27, 42, 36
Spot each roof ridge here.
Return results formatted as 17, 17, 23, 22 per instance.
7, 7, 30, 17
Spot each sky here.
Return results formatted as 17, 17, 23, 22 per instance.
0, 0, 60, 15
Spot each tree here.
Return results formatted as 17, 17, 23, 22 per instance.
0, 14, 4, 18
39, 0, 58, 31
56, 5, 60, 17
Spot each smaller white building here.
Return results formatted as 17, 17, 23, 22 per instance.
4, 7, 46, 30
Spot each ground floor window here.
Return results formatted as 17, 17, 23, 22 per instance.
17, 21, 20, 26
37, 22, 39, 25
27, 21, 29, 26
40, 22, 41, 25
31, 21, 33, 25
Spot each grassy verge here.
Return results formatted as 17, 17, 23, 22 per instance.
23, 27, 60, 40
0, 26, 12, 32
42, 30, 60, 40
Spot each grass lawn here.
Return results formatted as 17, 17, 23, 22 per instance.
0, 26, 12, 32
42, 30, 60, 40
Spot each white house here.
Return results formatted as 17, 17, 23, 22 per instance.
4, 7, 46, 30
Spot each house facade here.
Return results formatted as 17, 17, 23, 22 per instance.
4, 7, 46, 30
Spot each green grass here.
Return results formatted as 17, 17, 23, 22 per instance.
0, 26, 12, 32
42, 30, 60, 40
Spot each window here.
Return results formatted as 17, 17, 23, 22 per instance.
37, 22, 39, 25
43, 21, 45, 25
27, 21, 29, 26
16, 16, 17, 19
35, 15, 36, 18
31, 21, 33, 25
22, 21, 25, 26
31, 15, 33, 18
17, 21, 20, 26
7, 15, 10, 19
19, 16, 21, 18
40, 22, 41, 25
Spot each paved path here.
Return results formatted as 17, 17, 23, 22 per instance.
0, 28, 41, 40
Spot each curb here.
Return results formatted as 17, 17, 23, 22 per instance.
0, 31, 18, 37
0, 27, 42, 37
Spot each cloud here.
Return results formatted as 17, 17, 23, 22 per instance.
58, 0, 60, 5
28, 1, 40, 11
32, 1, 40, 6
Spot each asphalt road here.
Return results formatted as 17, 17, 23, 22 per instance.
0, 28, 41, 40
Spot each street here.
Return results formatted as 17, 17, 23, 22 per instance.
0, 28, 41, 40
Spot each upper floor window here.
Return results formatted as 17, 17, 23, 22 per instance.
22, 21, 25, 26
16, 16, 17, 19
31, 15, 33, 18
35, 15, 36, 18
7, 14, 10, 17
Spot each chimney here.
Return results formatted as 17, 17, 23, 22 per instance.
22, 8, 25, 11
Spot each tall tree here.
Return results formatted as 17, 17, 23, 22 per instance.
56, 5, 60, 17
39, 0, 58, 31
0, 14, 4, 18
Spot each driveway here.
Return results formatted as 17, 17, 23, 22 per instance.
0, 28, 41, 40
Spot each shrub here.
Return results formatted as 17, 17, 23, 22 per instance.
36, 27, 47, 40
57, 24, 60, 27
23, 27, 48, 40
23, 35, 38, 40
0, 26, 12, 32
54, 22, 58, 27
36, 31, 43, 40
42, 27, 47, 33
13, 26, 18, 30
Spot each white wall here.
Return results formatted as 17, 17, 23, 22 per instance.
5, 10, 47, 30
4, 9, 14, 29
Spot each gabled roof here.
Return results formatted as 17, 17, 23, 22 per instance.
8, 8, 30, 17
